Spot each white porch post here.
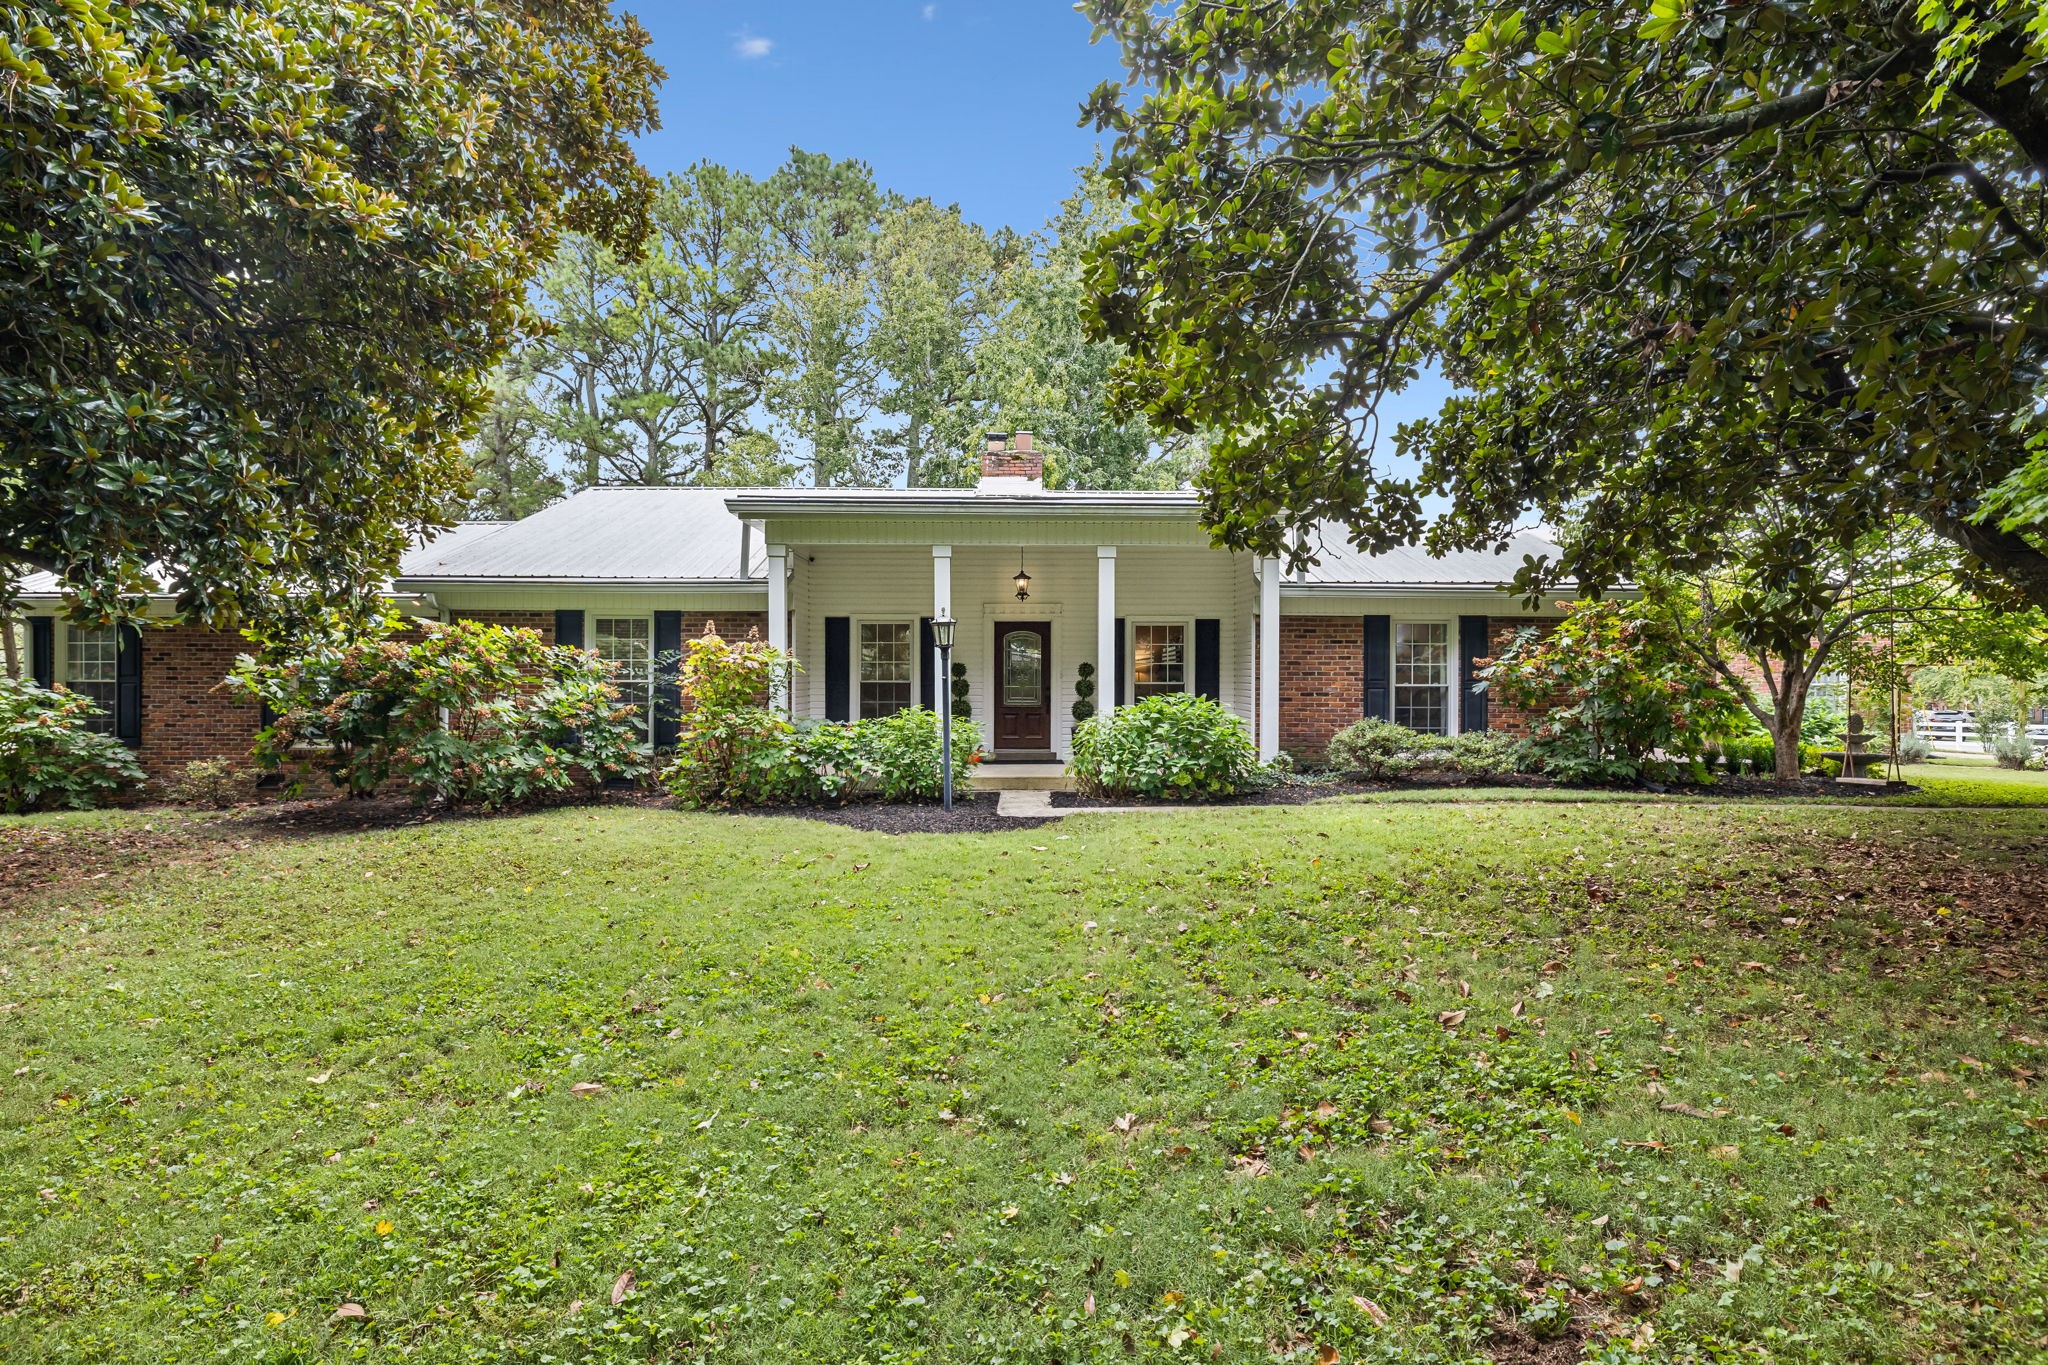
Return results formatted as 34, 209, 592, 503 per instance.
932, 544, 952, 705
1096, 546, 1117, 720
766, 543, 790, 712
1258, 555, 1282, 762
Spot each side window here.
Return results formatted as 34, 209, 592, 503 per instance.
593, 618, 653, 731
859, 622, 913, 719
1393, 622, 1450, 734
1132, 623, 1187, 700
66, 626, 119, 733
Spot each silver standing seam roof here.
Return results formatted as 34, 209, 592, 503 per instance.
383, 487, 1572, 592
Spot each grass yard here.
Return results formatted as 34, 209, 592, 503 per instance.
3, 795, 2048, 1364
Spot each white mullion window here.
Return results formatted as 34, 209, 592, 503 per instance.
859, 621, 914, 720
1393, 622, 1450, 735
1131, 622, 1189, 700
593, 617, 654, 733
65, 624, 119, 734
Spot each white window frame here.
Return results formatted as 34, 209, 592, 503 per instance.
856, 618, 918, 721
1391, 618, 1457, 737
591, 616, 655, 736
1128, 618, 1194, 703
63, 621, 120, 734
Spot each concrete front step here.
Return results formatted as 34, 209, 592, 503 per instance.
973, 762, 1074, 792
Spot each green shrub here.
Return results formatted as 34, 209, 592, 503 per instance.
1895, 732, 1933, 764
0, 675, 146, 813
1991, 729, 2041, 771
950, 662, 971, 720
1069, 693, 1258, 800
1435, 730, 1536, 778
231, 616, 648, 808
162, 757, 250, 809
1324, 717, 1445, 780
662, 630, 801, 808
1486, 601, 1743, 784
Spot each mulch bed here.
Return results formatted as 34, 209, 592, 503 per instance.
1051, 771, 1923, 808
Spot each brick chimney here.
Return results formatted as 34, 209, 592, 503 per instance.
978, 431, 1043, 490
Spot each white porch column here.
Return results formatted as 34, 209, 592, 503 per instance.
1096, 546, 1117, 719
1258, 555, 1282, 762
766, 543, 790, 712
932, 545, 952, 705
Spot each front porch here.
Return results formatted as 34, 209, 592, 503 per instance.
739, 530, 1285, 763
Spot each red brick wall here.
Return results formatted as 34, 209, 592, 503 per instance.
1279, 617, 1364, 756
137, 625, 263, 778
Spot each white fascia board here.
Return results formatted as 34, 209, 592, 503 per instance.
390, 577, 767, 593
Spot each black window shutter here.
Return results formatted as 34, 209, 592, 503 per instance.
1459, 615, 1491, 733
823, 617, 850, 722
554, 609, 585, 649
918, 618, 935, 711
1362, 615, 1391, 721
652, 610, 683, 748
1113, 618, 1126, 706
28, 617, 53, 689
1194, 619, 1221, 700
115, 624, 142, 747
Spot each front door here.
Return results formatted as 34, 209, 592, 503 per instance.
994, 621, 1052, 754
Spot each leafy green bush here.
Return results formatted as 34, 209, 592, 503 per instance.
1991, 729, 2041, 771
1324, 717, 1445, 779
0, 675, 145, 813
1070, 693, 1257, 800
162, 757, 250, 809
231, 616, 648, 808
950, 662, 971, 720
1434, 731, 1536, 778
1486, 602, 1742, 784
660, 625, 979, 808
662, 630, 801, 808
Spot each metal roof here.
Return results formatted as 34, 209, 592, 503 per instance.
397, 488, 755, 584
1292, 526, 1567, 589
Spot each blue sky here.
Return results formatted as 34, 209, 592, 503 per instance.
633, 2, 1122, 235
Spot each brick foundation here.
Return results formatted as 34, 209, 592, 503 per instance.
1279, 617, 1364, 756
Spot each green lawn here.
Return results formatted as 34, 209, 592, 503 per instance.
4, 798, 2048, 1363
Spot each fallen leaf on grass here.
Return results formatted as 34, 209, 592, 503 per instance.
611, 1271, 634, 1306
1659, 1101, 1728, 1119
1351, 1295, 1389, 1324
1318, 1345, 1340, 1365
308, 1071, 331, 1085
334, 1303, 366, 1320
570, 1082, 605, 1098
1436, 1009, 1466, 1029
1112, 1112, 1135, 1134
1084, 1291, 1095, 1317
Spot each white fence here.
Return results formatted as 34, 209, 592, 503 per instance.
1913, 711, 2048, 755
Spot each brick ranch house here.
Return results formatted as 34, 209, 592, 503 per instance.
16, 434, 1574, 781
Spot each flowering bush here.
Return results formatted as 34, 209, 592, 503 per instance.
1485, 601, 1743, 784
1070, 693, 1258, 800
661, 627, 799, 807
230, 615, 648, 808
0, 675, 145, 812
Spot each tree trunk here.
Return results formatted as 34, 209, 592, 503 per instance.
1769, 711, 1803, 784
1918, 507, 2048, 614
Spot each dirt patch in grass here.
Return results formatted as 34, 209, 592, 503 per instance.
1482, 1321, 1586, 1365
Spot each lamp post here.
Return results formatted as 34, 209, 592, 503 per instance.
931, 611, 956, 811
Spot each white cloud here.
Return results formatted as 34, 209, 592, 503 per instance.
732, 31, 773, 60
921, 4, 938, 17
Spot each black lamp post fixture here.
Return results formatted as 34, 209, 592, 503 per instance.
1013, 555, 1032, 601
932, 610, 956, 811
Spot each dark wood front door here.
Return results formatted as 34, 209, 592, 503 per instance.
993, 621, 1052, 753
